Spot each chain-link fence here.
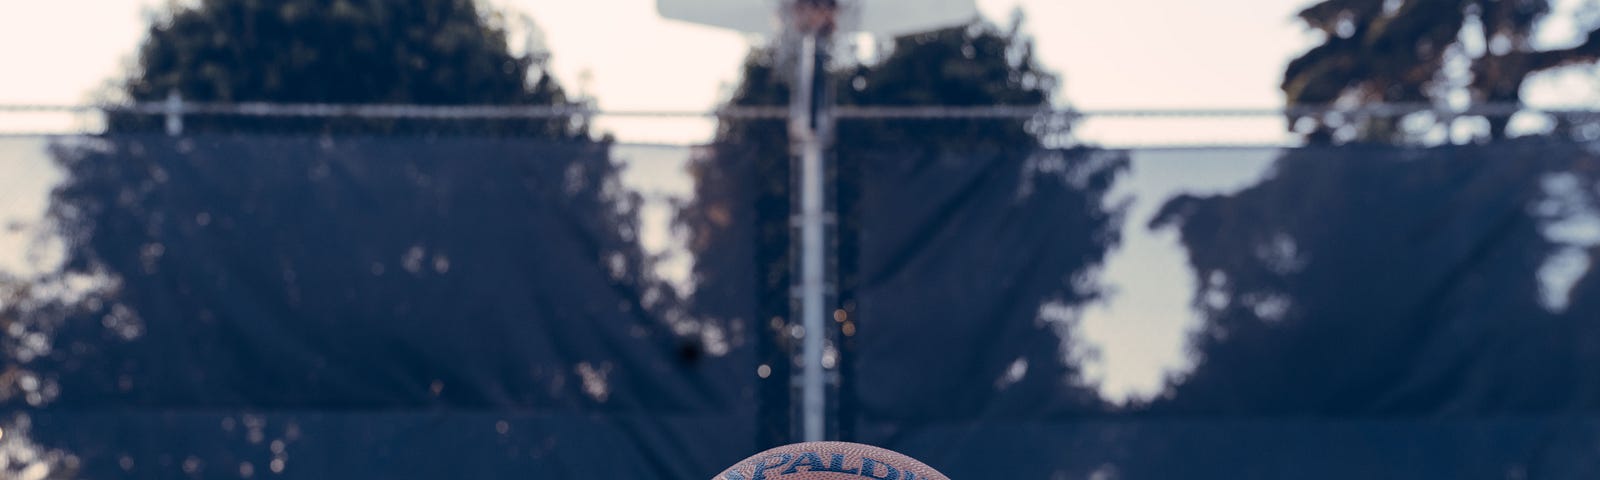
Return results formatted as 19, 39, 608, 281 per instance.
3, 103, 1600, 478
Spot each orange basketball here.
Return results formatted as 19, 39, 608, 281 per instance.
713, 441, 950, 480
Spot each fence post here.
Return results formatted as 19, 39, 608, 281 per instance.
164, 90, 183, 136
789, 1, 837, 443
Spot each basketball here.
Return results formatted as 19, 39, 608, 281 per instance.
713, 441, 950, 480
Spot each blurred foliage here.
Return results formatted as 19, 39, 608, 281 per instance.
110, 0, 587, 137
0, 275, 62, 407
0, 275, 78, 479
39, 0, 690, 412
45, 136, 695, 410
1148, 140, 1600, 415
832, 20, 1060, 150
27, 5, 730, 477
1285, 0, 1600, 143
680, 16, 1117, 446
1157, 1, 1600, 418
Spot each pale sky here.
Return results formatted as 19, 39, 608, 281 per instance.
1, 0, 1597, 400
0, 0, 1316, 143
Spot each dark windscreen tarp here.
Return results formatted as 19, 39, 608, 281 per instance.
16, 135, 1600, 479
851, 146, 1127, 426
1149, 140, 1600, 417
22, 134, 754, 479
852, 140, 1600, 478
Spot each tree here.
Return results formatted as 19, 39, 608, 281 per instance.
1120, 6, 1600, 474
1146, 3, 1600, 418
109, 0, 585, 137
0, 274, 79, 480
1284, 0, 1600, 143
35, 2, 732, 477
680, 16, 1125, 447
1148, 140, 1600, 416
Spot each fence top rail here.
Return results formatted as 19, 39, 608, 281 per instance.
4, 102, 1599, 120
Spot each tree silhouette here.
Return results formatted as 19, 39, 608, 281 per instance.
680, 17, 1125, 448
29, 1, 737, 477
1285, 0, 1600, 143
109, 0, 585, 137
1150, 140, 1600, 416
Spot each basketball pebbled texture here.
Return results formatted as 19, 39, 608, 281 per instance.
712, 441, 950, 480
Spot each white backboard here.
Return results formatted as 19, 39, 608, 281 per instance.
658, 0, 784, 35
657, 0, 979, 36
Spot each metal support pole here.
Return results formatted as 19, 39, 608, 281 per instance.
793, 29, 828, 443
164, 90, 183, 136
